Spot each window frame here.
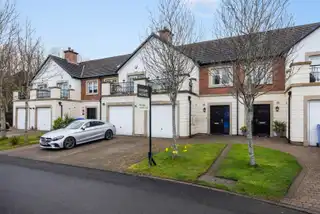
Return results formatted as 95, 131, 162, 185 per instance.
208, 66, 233, 88
86, 80, 99, 95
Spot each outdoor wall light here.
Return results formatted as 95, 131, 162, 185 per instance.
203, 107, 206, 113
275, 106, 280, 112
102, 103, 106, 106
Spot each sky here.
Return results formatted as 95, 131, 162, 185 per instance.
15, 0, 320, 61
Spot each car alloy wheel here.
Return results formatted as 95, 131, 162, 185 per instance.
64, 137, 76, 149
105, 130, 113, 140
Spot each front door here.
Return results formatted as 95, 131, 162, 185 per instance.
86, 108, 97, 119
253, 104, 270, 136
210, 105, 230, 135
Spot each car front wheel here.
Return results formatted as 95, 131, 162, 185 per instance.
63, 137, 76, 149
105, 130, 113, 140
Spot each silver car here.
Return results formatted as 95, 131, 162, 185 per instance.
39, 119, 116, 149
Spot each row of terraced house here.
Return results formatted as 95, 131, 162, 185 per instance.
12, 22, 320, 146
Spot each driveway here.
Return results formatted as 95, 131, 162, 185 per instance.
2, 136, 171, 172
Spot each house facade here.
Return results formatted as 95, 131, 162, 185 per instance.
12, 22, 320, 146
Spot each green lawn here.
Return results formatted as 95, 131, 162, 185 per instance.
0, 132, 43, 151
215, 144, 302, 199
128, 143, 226, 182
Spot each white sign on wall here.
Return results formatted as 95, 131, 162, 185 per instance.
135, 97, 149, 111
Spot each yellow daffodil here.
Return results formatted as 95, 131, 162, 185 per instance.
183, 149, 187, 152
184, 145, 187, 149
172, 150, 178, 154
165, 148, 169, 152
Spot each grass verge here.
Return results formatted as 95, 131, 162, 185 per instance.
128, 143, 226, 182
215, 144, 302, 200
0, 132, 43, 151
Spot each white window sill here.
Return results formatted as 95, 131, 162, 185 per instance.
208, 84, 233, 88
86, 93, 99, 95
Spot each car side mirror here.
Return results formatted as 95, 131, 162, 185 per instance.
81, 127, 85, 130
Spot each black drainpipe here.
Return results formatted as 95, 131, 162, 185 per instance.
99, 78, 102, 120
236, 90, 239, 135
188, 96, 191, 138
288, 91, 292, 144
58, 101, 63, 118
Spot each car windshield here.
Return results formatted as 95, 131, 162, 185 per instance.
65, 120, 85, 129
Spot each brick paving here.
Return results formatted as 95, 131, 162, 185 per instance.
2, 135, 320, 213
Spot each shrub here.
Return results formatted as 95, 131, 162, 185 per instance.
53, 117, 64, 130
53, 114, 75, 130
63, 114, 74, 126
273, 121, 286, 136
240, 126, 247, 133
9, 136, 20, 146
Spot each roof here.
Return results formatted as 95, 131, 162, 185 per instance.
80, 54, 130, 78
183, 22, 320, 64
38, 22, 320, 79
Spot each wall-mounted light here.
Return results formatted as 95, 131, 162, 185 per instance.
275, 106, 280, 112
203, 107, 206, 113
102, 103, 106, 106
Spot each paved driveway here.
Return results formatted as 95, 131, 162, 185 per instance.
2, 136, 171, 172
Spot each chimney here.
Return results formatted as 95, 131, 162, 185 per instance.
64, 47, 78, 64
158, 27, 173, 43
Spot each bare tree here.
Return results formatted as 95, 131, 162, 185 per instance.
212, 0, 295, 165
16, 20, 44, 143
141, 0, 199, 153
0, 0, 18, 138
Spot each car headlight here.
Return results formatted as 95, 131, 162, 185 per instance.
52, 136, 64, 141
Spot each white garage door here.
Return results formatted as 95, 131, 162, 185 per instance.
29, 109, 35, 129
308, 101, 320, 146
17, 108, 26, 130
148, 105, 177, 138
109, 106, 133, 135
37, 108, 51, 131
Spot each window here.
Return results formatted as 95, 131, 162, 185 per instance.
209, 67, 232, 87
90, 121, 105, 127
37, 84, 47, 89
127, 73, 145, 82
251, 66, 273, 84
86, 80, 98, 94
57, 81, 69, 98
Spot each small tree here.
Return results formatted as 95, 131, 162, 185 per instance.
141, 0, 199, 153
16, 20, 44, 143
212, 0, 295, 166
0, 0, 18, 138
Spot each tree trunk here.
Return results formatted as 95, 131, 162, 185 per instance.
0, 86, 6, 138
0, 105, 6, 138
24, 100, 28, 144
246, 104, 256, 166
171, 102, 177, 150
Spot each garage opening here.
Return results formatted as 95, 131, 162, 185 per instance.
17, 108, 26, 130
109, 106, 133, 135
308, 100, 320, 146
37, 107, 51, 131
147, 105, 177, 138
210, 105, 230, 135
86, 108, 97, 119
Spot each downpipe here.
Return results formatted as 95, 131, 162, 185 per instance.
188, 96, 192, 138
287, 91, 291, 144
